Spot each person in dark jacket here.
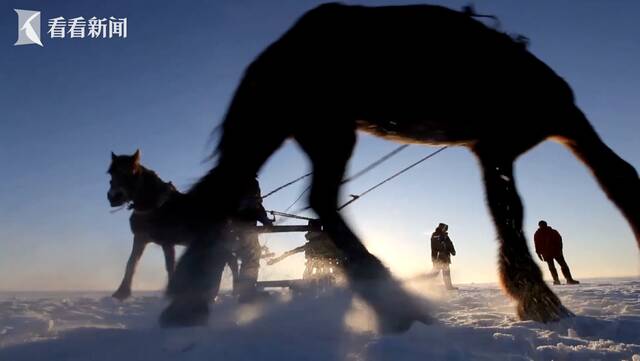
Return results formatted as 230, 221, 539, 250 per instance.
427, 223, 457, 290
230, 176, 273, 302
534, 221, 579, 285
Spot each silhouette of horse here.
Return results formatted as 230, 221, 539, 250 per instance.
107, 150, 238, 300
161, 3, 639, 331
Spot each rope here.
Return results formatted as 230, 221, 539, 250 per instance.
284, 185, 311, 213
280, 144, 409, 212
262, 172, 312, 199
341, 144, 409, 184
337, 146, 448, 210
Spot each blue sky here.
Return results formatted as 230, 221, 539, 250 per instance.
1, 0, 638, 291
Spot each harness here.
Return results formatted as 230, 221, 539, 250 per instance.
129, 189, 172, 214
128, 176, 176, 215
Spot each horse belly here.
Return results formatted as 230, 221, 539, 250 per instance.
130, 213, 190, 245
356, 116, 480, 146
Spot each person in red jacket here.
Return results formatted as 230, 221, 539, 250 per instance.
534, 221, 579, 285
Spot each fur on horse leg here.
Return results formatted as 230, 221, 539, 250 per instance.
475, 146, 573, 322
162, 244, 176, 284
319, 210, 430, 332
559, 107, 640, 246
160, 235, 227, 327
299, 130, 429, 332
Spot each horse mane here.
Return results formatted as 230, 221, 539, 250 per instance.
138, 166, 181, 197
462, 4, 530, 48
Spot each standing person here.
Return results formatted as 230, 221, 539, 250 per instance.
427, 223, 457, 290
534, 221, 580, 285
231, 175, 273, 302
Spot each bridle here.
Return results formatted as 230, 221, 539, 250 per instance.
109, 169, 175, 215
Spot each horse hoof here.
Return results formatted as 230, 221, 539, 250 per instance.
352, 278, 431, 333
112, 289, 131, 301
517, 286, 574, 323
379, 317, 413, 333
378, 311, 432, 334
159, 299, 209, 328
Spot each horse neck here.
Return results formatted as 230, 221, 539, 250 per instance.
131, 166, 174, 210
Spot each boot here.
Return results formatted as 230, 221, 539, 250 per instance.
548, 263, 560, 285
443, 270, 458, 290
559, 264, 579, 285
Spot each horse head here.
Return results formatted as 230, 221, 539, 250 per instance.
107, 149, 142, 207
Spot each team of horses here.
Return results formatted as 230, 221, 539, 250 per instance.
108, 3, 639, 333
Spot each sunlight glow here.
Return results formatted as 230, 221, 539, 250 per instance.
235, 303, 266, 326
343, 296, 378, 334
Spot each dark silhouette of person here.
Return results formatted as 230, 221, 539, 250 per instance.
268, 219, 345, 279
230, 176, 273, 302
427, 223, 457, 290
534, 221, 579, 285
301, 219, 345, 279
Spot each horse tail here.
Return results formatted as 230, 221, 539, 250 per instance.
201, 124, 223, 163
557, 106, 640, 246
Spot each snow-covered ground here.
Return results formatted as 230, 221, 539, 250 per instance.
0, 278, 638, 361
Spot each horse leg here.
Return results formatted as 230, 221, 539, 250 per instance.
558, 107, 640, 246
161, 82, 289, 326
210, 250, 238, 300
296, 129, 428, 333
113, 235, 147, 301
474, 145, 573, 322
162, 244, 176, 284
226, 251, 240, 296
160, 240, 227, 326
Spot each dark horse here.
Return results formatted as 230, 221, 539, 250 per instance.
162, 3, 640, 331
107, 150, 238, 300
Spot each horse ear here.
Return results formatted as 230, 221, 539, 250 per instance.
111, 151, 116, 161
133, 149, 141, 164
